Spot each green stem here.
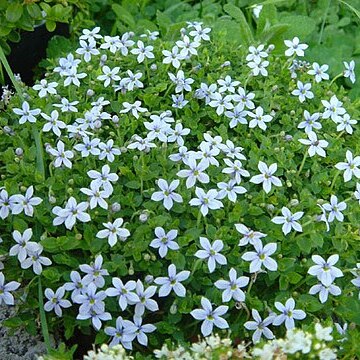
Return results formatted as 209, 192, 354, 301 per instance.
0, 45, 45, 181
196, 210, 202, 229
330, 170, 341, 192
336, 130, 345, 139
318, 0, 331, 45
38, 277, 51, 352
297, 150, 308, 176
329, 72, 343, 87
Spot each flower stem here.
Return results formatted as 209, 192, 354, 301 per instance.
329, 72, 343, 87
330, 170, 341, 192
196, 210, 202, 229
297, 150, 308, 176
318, 0, 331, 45
38, 277, 51, 352
336, 130, 345, 139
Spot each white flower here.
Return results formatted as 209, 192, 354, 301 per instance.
248, 106, 272, 130
154, 264, 190, 297
162, 46, 185, 68
291, 81, 314, 103
149, 227, 179, 258
167, 123, 190, 146
309, 282, 341, 303
335, 150, 360, 182
336, 113, 357, 134
97, 66, 121, 87
98, 139, 121, 162
0, 189, 16, 219
322, 95, 346, 122
189, 187, 223, 216
190, 297, 229, 337
315, 323, 333, 341
168, 70, 194, 93
298, 131, 328, 157
176, 35, 200, 57
189, 24, 211, 42
44, 287, 71, 317
217, 75, 240, 93
219, 139, 246, 160
126, 316, 156, 347
298, 110, 322, 134
10, 228, 39, 262
48, 140, 74, 168
246, 44, 268, 63
128, 280, 158, 316
355, 183, 360, 204
242, 239, 278, 273
13, 101, 41, 124
76, 39, 100, 62
307, 62, 329, 82
322, 195, 347, 222
87, 164, 119, 193
284, 37, 308, 57
41, 110, 66, 137
53, 98, 79, 113
74, 136, 100, 157
127, 134, 156, 152
106, 279, 139, 311
151, 179, 183, 210
235, 223, 267, 246
172, 93, 188, 108
33, 79, 58, 98
318, 348, 337, 360
214, 268, 249, 302
63, 68, 87, 87
250, 161, 282, 193
194, 237, 227, 273
208, 93, 234, 115
96, 218, 130, 247
0, 272, 21, 305
244, 309, 274, 343
120, 101, 147, 119
271, 207, 304, 235
308, 254, 343, 286
131, 40, 154, 63
122, 70, 143, 91
272, 298, 306, 330
247, 60, 269, 76
343, 60, 356, 83
80, 182, 110, 210
80, 27, 102, 42
216, 179, 247, 202
232, 87, 255, 109
177, 158, 210, 188
52, 196, 90, 230
11, 185, 42, 216
225, 103, 248, 128
21, 244, 52, 275
222, 159, 250, 184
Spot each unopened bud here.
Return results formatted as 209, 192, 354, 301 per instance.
290, 199, 299, 207
67, 187, 73, 195
143, 253, 151, 261
75, 233, 82, 240
139, 212, 149, 223
20, 185, 27, 192
15, 147, 23, 156
286, 181, 292, 187
128, 262, 134, 275
170, 302, 178, 314
284, 134, 293, 141
40, 232, 47, 241
111, 202, 121, 212
145, 275, 154, 284
266, 204, 275, 212
68, 179, 74, 186
86, 89, 95, 97
14, 157, 20, 163
49, 195, 56, 204
112, 115, 119, 124
290, 110, 296, 116
150, 64, 157, 71
267, 44, 275, 52
221, 61, 231, 67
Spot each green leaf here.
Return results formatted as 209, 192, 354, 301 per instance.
112, 4, 136, 28
125, 180, 141, 189
6, 3, 23, 23
45, 20, 56, 32
42, 268, 61, 282
27, 3, 42, 19
3, 316, 24, 328
223, 3, 254, 46
280, 15, 316, 38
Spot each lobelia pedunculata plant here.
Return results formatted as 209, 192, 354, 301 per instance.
0, 20, 360, 358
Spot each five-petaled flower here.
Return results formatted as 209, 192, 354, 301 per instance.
250, 161, 282, 194
151, 179, 183, 210
194, 237, 227, 273
272, 298, 306, 330
154, 264, 190, 297
271, 206, 304, 235
190, 297, 229, 337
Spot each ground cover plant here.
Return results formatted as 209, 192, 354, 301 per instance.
0, 11, 360, 360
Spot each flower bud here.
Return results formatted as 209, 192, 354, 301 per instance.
290, 110, 296, 116
15, 147, 23, 156
170, 302, 178, 314
139, 212, 149, 223
86, 65, 93, 72
143, 253, 151, 261
267, 44, 275, 52
20, 185, 27, 192
112, 115, 119, 124
150, 64, 157, 71
68, 179, 74, 186
284, 134, 293, 142
120, 146, 127, 153
14, 157, 20, 163
145, 275, 154, 284
286, 180, 292, 187
128, 262, 134, 275
119, 236, 127, 242
111, 202, 121, 212
280, 131, 285, 137
151, 254, 156, 261
40, 232, 47, 241
133, 155, 139, 161
75, 233, 82, 240
266, 204, 275, 212
49, 195, 56, 204
67, 187, 73, 195
128, 31, 135, 37
221, 61, 231, 67
3, 126, 14, 135
272, 85, 278, 92
289, 199, 299, 207
86, 89, 95, 97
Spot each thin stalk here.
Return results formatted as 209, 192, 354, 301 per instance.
329, 72, 343, 87
38, 277, 51, 352
330, 170, 341, 192
318, 0, 332, 45
0, 45, 45, 180
297, 150, 308, 176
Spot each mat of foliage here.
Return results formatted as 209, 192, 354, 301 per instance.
0, 17, 359, 359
